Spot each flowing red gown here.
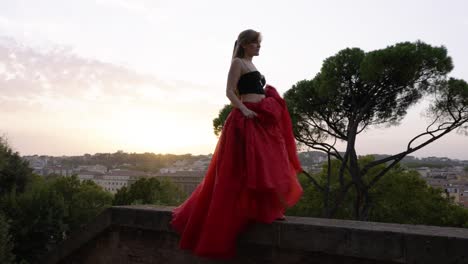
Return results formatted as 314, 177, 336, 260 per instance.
170, 85, 303, 259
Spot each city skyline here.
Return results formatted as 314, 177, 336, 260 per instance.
1, 0, 468, 159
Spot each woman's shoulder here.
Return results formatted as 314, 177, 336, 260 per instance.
231, 57, 243, 65
230, 58, 245, 74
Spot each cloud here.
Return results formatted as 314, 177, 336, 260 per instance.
0, 36, 223, 155
0, 36, 218, 115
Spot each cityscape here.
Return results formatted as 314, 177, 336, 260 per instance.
23, 151, 468, 208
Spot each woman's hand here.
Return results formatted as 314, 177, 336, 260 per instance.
241, 107, 257, 119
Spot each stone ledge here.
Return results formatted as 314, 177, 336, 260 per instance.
44, 205, 468, 264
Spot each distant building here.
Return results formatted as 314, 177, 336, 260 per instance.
159, 167, 178, 174
28, 158, 47, 170
425, 178, 449, 190
93, 175, 136, 194
460, 191, 468, 208
75, 164, 107, 174
424, 177, 468, 208
159, 157, 211, 174
39, 166, 74, 177
77, 169, 149, 194
99, 169, 149, 193
414, 167, 431, 178
427, 168, 458, 180
23, 155, 48, 175
445, 183, 464, 203
192, 158, 211, 171
76, 170, 104, 181
157, 171, 205, 195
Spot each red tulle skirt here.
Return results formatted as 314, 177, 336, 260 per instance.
170, 85, 303, 259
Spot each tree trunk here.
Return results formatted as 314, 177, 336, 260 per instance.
322, 153, 332, 217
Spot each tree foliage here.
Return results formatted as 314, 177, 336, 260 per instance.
0, 213, 15, 264
284, 41, 468, 220
287, 156, 468, 228
213, 104, 233, 136
5, 176, 67, 263
0, 137, 33, 196
0, 174, 113, 264
113, 177, 186, 206
49, 176, 113, 231
0, 138, 113, 263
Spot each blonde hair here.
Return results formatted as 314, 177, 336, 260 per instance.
232, 29, 262, 59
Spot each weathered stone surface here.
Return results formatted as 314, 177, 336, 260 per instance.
44, 205, 468, 264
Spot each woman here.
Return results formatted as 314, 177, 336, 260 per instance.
170, 29, 303, 259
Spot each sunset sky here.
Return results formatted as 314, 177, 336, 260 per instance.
1, 0, 468, 159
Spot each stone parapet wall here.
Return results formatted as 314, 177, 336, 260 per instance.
44, 206, 468, 264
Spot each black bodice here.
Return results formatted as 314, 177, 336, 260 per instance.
237, 71, 266, 95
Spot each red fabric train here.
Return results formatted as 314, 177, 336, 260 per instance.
170, 85, 303, 259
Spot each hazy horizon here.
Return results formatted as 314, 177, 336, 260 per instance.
1, 0, 468, 159
18, 148, 468, 162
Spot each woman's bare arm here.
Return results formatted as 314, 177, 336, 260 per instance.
226, 58, 257, 118
226, 58, 246, 110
